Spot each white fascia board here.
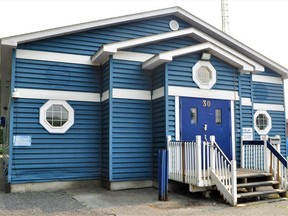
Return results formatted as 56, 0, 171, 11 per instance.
1, 7, 179, 47
143, 42, 254, 72
91, 27, 197, 64
113, 88, 151, 100
16, 49, 99, 66
142, 55, 171, 70
168, 86, 239, 101
12, 88, 100, 102
113, 51, 153, 62
253, 103, 284, 112
252, 74, 283, 85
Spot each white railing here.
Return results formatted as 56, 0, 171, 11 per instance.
209, 136, 237, 206
241, 135, 288, 191
267, 140, 288, 191
167, 135, 211, 187
241, 139, 265, 170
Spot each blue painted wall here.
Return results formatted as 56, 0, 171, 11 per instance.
11, 99, 101, 183
15, 59, 101, 92
18, 16, 190, 56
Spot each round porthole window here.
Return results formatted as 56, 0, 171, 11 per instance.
169, 20, 179, 31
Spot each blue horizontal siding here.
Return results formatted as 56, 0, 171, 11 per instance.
101, 100, 110, 180
18, 16, 189, 56
240, 74, 251, 98
11, 99, 101, 183
152, 97, 165, 178
152, 65, 165, 90
260, 68, 282, 77
252, 82, 284, 104
112, 99, 152, 181
113, 59, 151, 90
168, 54, 239, 91
15, 59, 100, 92
126, 37, 198, 54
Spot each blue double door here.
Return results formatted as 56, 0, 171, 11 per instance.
180, 97, 232, 160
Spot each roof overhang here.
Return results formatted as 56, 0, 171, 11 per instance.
142, 42, 255, 72
1, 6, 288, 77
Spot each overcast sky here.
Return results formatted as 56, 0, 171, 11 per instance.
1, 0, 288, 114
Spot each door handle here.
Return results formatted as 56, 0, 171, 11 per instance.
203, 124, 207, 131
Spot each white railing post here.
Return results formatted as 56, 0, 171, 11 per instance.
231, 160, 237, 206
210, 135, 216, 172
196, 135, 202, 186
240, 136, 244, 168
166, 135, 171, 149
263, 135, 270, 173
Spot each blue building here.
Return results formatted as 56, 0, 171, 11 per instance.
1, 7, 287, 204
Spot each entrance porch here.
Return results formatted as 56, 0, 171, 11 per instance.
167, 135, 288, 206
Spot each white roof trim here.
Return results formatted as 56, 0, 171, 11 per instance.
1, 7, 179, 47
91, 27, 264, 72
142, 42, 255, 72
175, 8, 288, 77
91, 27, 197, 63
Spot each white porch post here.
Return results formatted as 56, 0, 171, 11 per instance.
263, 135, 270, 173
210, 135, 216, 172
196, 135, 202, 186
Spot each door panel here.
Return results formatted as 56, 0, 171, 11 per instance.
180, 97, 232, 160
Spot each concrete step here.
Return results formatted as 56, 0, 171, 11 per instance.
237, 189, 286, 199
237, 181, 279, 188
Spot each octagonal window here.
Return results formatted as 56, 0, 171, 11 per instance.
40, 100, 74, 133
254, 110, 272, 135
192, 60, 216, 89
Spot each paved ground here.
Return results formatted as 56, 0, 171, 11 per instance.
0, 187, 287, 216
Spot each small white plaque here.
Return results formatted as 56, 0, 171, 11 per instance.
242, 128, 253, 141
13, 136, 31, 147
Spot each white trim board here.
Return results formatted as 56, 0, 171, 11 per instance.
101, 90, 109, 102
12, 88, 100, 102
253, 103, 284, 112
168, 86, 239, 101
230, 101, 236, 160
241, 97, 252, 106
16, 49, 99, 66
152, 87, 164, 100
113, 88, 151, 100
252, 74, 283, 85
113, 51, 153, 62
174, 96, 180, 141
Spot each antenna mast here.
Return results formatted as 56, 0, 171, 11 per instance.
221, 0, 230, 35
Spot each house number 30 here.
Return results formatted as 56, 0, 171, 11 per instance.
203, 100, 211, 107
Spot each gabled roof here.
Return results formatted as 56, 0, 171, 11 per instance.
1, 6, 288, 77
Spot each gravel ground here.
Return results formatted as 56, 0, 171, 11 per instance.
0, 187, 287, 216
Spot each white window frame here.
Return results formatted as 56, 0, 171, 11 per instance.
254, 110, 272, 135
192, 60, 216, 89
40, 100, 74, 133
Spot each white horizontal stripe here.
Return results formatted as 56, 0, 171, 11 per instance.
254, 103, 284, 111
12, 88, 100, 102
168, 86, 239, 101
152, 87, 164, 100
16, 49, 99, 66
252, 74, 283, 84
101, 90, 109, 102
113, 51, 153, 62
241, 97, 252, 106
113, 88, 151, 100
